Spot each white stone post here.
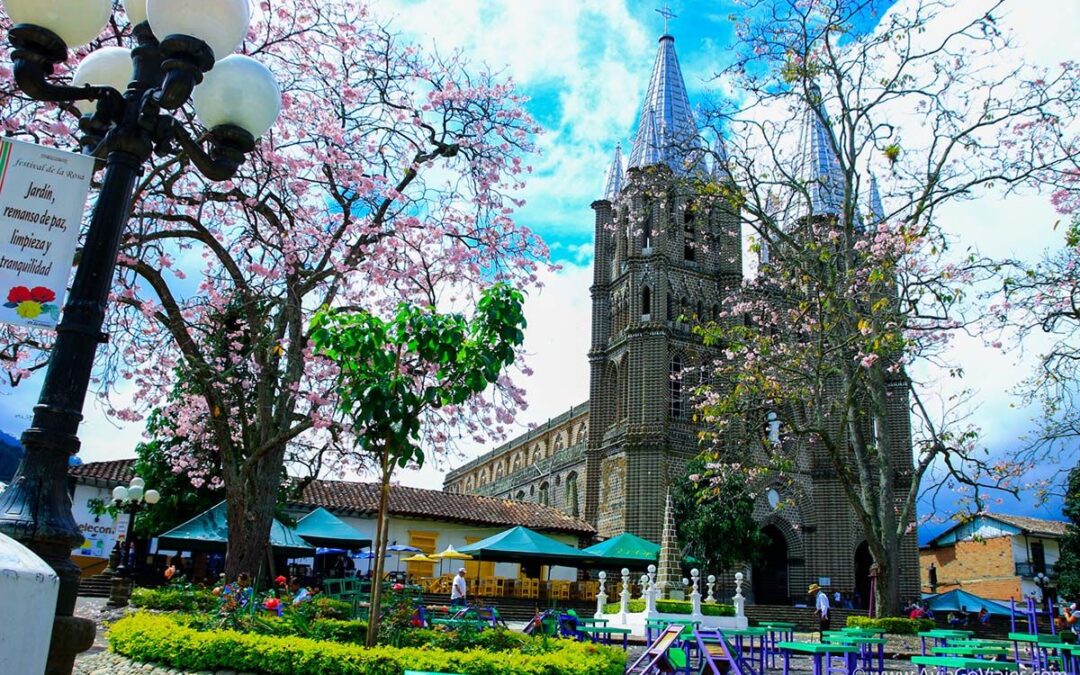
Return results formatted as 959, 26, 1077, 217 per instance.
690, 568, 703, 620
645, 564, 659, 617
639, 574, 649, 600
595, 571, 608, 619
706, 574, 716, 603
619, 567, 631, 622
732, 571, 746, 619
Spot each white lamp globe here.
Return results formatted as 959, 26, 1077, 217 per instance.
112, 486, 128, 502
144, 489, 161, 505
126, 485, 144, 502
122, 0, 148, 26
2, 0, 112, 48
147, 0, 250, 61
192, 55, 281, 138
130, 476, 145, 489
71, 47, 133, 114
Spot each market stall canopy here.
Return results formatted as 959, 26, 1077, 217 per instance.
457, 525, 596, 566
582, 532, 659, 567
924, 589, 1011, 616
156, 502, 315, 557
294, 507, 370, 549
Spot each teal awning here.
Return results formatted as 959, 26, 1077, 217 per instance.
582, 532, 659, 567
924, 589, 1012, 616
156, 501, 315, 558
457, 526, 596, 566
295, 507, 370, 549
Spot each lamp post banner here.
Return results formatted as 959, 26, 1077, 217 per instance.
0, 138, 93, 329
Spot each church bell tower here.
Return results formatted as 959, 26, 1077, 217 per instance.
582, 32, 742, 541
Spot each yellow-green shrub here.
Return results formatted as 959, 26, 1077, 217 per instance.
845, 616, 934, 634
603, 599, 735, 617
109, 613, 625, 675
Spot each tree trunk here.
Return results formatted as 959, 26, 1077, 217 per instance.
224, 452, 284, 583
365, 455, 393, 647
872, 537, 903, 617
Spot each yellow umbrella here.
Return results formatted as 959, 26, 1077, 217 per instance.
432, 544, 472, 577
401, 553, 439, 564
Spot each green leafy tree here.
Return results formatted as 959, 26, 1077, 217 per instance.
1055, 465, 1080, 599
671, 456, 766, 575
310, 282, 526, 646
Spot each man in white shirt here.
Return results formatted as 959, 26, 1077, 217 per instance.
810, 583, 830, 637
451, 567, 468, 608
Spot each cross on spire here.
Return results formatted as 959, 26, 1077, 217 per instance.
656, 5, 678, 35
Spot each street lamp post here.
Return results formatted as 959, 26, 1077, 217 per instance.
106, 476, 160, 608
1034, 572, 1051, 606
0, 0, 280, 671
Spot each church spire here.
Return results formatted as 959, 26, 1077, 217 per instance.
795, 83, 845, 218
627, 34, 698, 173
603, 142, 626, 201
866, 171, 885, 231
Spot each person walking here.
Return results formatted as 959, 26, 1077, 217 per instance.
451, 567, 468, 608
810, 583, 830, 638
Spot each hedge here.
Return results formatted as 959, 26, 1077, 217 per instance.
845, 616, 934, 634
130, 586, 218, 612
109, 613, 626, 675
602, 599, 735, 617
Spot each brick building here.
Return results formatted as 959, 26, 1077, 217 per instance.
920, 513, 1067, 601
444, 31, 920, 606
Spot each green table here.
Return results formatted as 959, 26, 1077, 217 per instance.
930, 646, 1010, 657
760, 621, 797, 668
578, 625, 631, 650
777, 641, 859, 675
726, 627, 769, 673
645, 618, 700, 643
825, 635, 887, 673
1009, 632, 1044, 669
920, 629, 975, 655
911, 655, 1019, 674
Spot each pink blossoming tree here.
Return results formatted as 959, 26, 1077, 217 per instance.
687, 0, 1080, 614
0, 0, 545, 578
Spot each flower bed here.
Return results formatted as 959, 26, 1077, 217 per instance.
109, 613, 626, 675
130, 586, 218, 612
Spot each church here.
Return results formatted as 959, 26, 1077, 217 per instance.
444, 30, 920, 606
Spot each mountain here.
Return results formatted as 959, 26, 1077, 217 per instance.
0, 430, 24, 483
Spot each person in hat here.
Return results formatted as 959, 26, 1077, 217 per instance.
451, 567, 468, 608
809, 583, 830, 638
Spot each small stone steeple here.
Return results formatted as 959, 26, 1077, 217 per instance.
655, 491, 683, 599
603, 142, 626, 201
627, 34, 698, 173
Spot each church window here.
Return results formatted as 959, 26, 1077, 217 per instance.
565, 472, 580, 517
696, 301, 704, 321
576, 422, 588, 445
554, 434, 564, 452
680, 296, 689, 321
642, 286, 651, 317
670, 355, 684, 419
666, 292, 673, 321
539, 481, 550, 506
515, 490, 525, 500
684, 201, 697, 261
712, 304, 720, 322
642, 199, 653, 250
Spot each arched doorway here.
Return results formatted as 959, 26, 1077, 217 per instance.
854, 541, 873, 610
752, 525, 789, 605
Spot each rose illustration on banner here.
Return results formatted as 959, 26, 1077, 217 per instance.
5, 285, 59, 321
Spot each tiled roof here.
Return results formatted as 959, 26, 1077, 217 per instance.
69, 458, 135, 485
295, 479, 595, 536
69, 459, 595, 536
990, 513, 1068, 538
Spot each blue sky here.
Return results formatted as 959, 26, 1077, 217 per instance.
2, 0, 1077, 545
